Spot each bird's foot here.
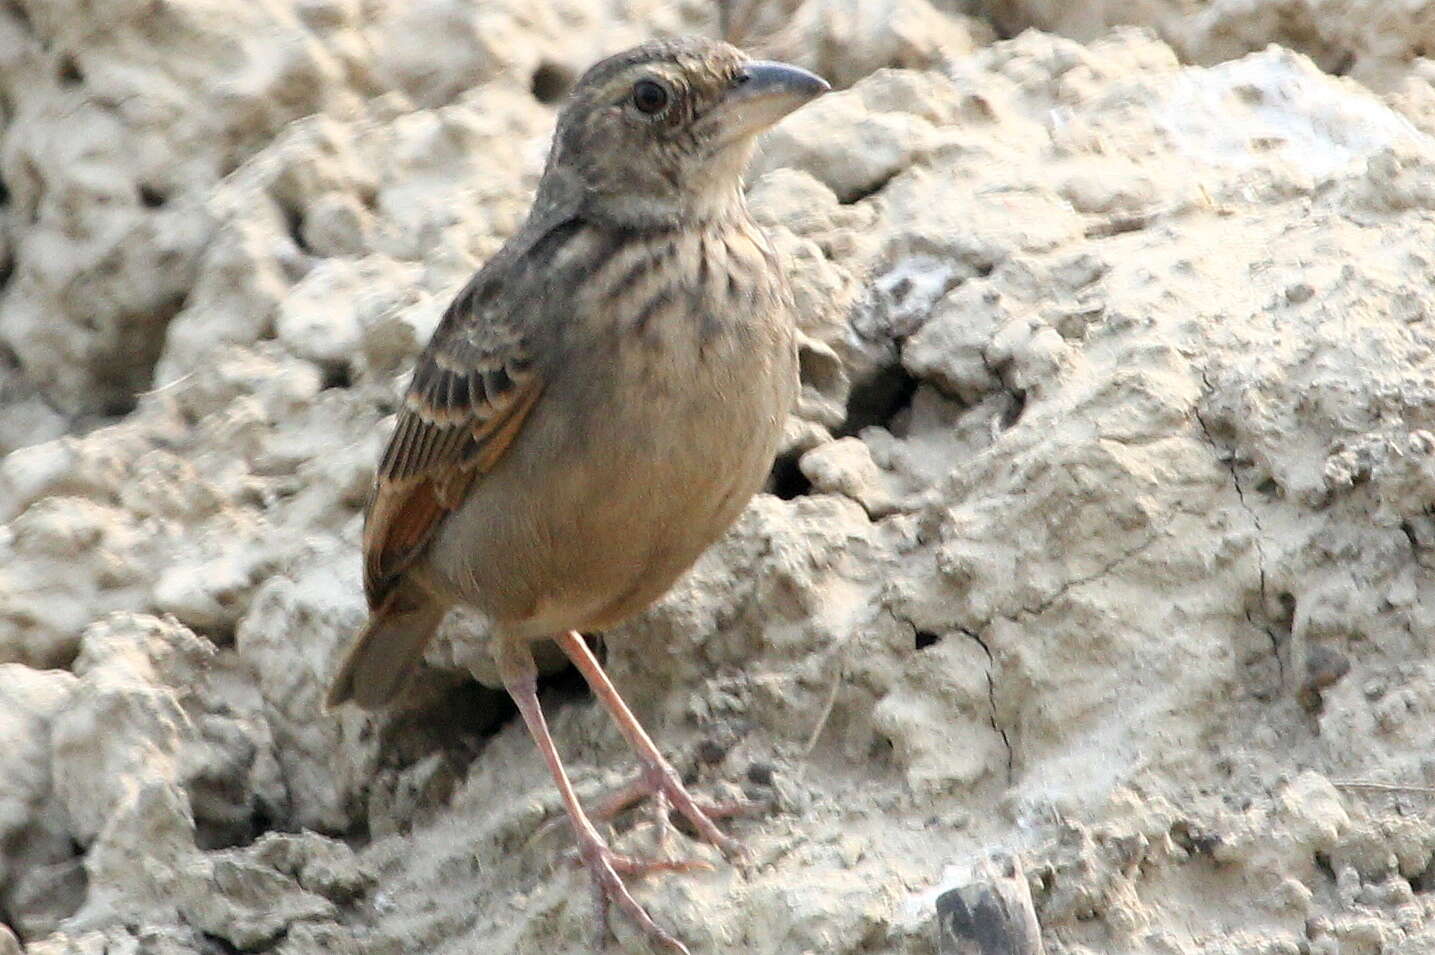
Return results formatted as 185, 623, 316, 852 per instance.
572, 827, 701, 955
593, 761, 760, 864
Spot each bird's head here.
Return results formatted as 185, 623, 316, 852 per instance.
538, 37, 829, 229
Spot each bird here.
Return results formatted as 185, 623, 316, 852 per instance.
325, 36, 829, 952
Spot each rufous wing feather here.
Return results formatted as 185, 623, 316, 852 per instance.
361, 276, 545, 610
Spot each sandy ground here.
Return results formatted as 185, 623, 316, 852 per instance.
2, 1, 1435, 953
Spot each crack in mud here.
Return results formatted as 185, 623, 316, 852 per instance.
959, 626, 1014, 784
1194, 371, 1283, 683
1017, 534, 1159, 620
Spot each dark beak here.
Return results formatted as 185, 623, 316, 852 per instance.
712, 60, 830, 146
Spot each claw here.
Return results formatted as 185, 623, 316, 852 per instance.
577, 837, 693, 955
591, 765, 763, 865
562, 843, 714, 877
607, 853, 715, 877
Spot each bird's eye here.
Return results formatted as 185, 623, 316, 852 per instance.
631, 79, 670, 115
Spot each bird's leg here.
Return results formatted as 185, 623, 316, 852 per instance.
497, 640, 697, 955
556, 631, 751, 862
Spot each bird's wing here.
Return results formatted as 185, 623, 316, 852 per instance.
362, 271, 545, 610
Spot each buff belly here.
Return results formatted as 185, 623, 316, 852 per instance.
421, 314, 796, 639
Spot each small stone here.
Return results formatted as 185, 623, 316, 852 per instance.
1300, 644, 1350, 710
747, 763, 776, 787
695, 736, 733, 766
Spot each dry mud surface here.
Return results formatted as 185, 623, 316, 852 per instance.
2, 1, 1435, 953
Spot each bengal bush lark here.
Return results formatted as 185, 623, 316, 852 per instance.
327, 36, 828, 952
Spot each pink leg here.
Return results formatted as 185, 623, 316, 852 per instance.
497, 640, 694, 954
591, 772, 762, 832
555, 631, 750, 861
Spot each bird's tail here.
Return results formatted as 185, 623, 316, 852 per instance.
325, 593, 447, 710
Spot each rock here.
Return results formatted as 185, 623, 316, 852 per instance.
987, 0, 1435, 90
0, 666, 82, 937
902, 280, 1015, 405
799, 436, 901, 517
769, 0, 994, 89
935, 853, 1044, 955
234, 544, 378, 832
752, 80, 943, 203
0, 363, 68, 458
175, 851, 336, 950
0, 0, 368, 417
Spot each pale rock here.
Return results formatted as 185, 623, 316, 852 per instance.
23, 932, 113, 955
0, 376, 68, 458
1059, 164, 1159, 215
275, 260, 366, 365
776, 0, 993, 89
748, 167, 845, 233
234, 542, 379, 831
987, 0, 1435, 90
0, 499, 155, 668
902, 280, 1012, 405
0, 0, 368, 415
301, 190, 375, 258
0, 441, 84, 524
871, 629, 1004, 794
754, 90, 940, 203
799, 436, 900, 517
155, 84, 550, 387
0, 666, 82, 938
174, 852, 336, 950
367, 0, 699, 108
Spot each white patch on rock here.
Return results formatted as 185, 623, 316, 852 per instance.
1156, 48, 1425, 178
